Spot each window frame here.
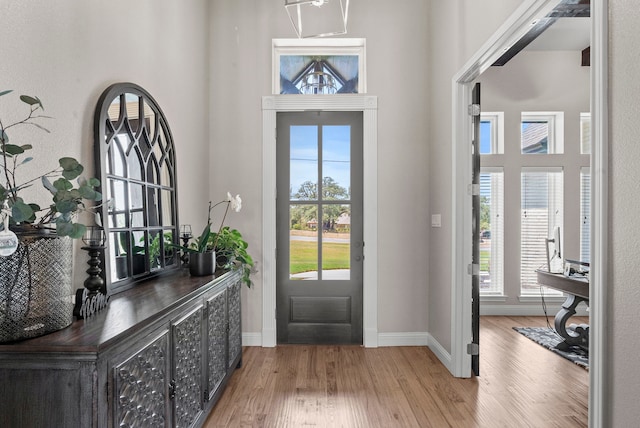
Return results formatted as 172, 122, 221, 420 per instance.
272, 38, 366, 95
521, 111, 564, 154
480, 112, 504, 154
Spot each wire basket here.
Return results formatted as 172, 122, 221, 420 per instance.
0, 232, 74, 342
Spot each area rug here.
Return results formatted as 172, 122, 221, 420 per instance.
513, 326, 589, 370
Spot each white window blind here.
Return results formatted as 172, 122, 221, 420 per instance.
480, 169, 504, 295
520, 168, 563, 295
580, 167, 591, 262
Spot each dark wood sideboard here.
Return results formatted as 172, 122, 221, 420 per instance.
0, 269, 242, 428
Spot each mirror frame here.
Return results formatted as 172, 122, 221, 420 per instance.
94, 82, 180, 293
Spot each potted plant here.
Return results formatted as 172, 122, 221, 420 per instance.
0, 91, 101, 236
148, 231, 175, 269
0, 90, 102, 342
177, 192, 253, 281
208, 226, 254, 288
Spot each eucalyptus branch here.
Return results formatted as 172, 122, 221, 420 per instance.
1, 105, 43, 132
14, 168, 61, 191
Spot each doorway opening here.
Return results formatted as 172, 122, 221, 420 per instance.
450, 0, 607, 425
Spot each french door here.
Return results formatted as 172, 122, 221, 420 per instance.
276, 111, 363, 344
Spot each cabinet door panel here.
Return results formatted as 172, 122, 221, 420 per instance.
114, 331, 170, 427
172, 305, 204, 428
227, 280, 242, 366
206, 289, 228, 401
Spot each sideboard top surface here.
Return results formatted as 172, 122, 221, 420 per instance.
0, 269, 235, 356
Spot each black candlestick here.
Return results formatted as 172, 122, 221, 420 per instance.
74, 227, 109, 319
82, 245, 106, 294
180, 224, 192, 267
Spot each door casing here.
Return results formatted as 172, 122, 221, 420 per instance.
261, 95, 379, 348
451, 0, 607, 425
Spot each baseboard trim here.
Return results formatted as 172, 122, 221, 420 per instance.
481, 304, 589, 317
426, 333, 453, 373
377, 332, 429, 347
242, 332, 263, 347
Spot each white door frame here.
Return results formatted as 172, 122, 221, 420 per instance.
261, 95, 379, 348
450, 0, 607, 426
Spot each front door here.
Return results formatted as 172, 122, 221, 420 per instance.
276, 111, 363, 344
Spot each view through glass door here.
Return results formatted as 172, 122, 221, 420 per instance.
276, 111, 363, 344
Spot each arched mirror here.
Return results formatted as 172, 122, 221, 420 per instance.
94, 83, 179, 292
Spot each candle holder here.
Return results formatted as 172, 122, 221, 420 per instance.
180, 224, 192, 267
73, 226, 109, 319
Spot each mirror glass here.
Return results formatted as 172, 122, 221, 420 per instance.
95, 83, 179, 292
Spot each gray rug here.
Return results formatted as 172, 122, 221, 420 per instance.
513, 326, 589, 370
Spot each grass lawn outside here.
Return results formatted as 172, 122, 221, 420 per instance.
290, 239, 349, 274
480, 249, 490, 272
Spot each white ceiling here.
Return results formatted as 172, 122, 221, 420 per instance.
525, 17, 591, 51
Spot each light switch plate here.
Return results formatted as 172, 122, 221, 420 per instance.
431, 214, 441, 228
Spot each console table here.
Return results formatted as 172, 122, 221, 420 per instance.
536, 269, 589, 351
0, 269, 242, 427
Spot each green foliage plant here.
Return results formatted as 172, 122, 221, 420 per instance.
208, 226, 254, 288
174, 193, 254, 287
0, 91, 102, 238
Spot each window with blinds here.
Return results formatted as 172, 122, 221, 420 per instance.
581, 167, 591, 262
480, 169, 504, 295
520, 168, 563, 295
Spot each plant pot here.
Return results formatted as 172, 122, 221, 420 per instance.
0, 229, 74, 342
132, 253, 146, 275
189, 251, 216, 276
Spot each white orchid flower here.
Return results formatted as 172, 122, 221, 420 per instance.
228, 192, 242, 212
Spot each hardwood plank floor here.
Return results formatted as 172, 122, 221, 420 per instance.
204, 316, 588, 427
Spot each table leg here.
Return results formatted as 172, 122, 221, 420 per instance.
554, 294, 589, 351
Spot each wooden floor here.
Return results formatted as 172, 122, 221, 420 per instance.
204, 316, 589, 427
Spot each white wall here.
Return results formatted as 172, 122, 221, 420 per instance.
426, 0, 523, 353
209, 0, 431, 335
480, 50, 590, 309
609, 0, 640, 424
0, 0, 211, 287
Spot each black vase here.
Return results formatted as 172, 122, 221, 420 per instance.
189, 251, 216, 276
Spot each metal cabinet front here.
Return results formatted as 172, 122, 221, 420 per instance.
205, 288, 228, 402
113, 330, 171, 427
171, 304, 204, 428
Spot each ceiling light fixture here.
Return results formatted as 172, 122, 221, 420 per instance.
284, 0, 349, 39
299, 60, 338, 94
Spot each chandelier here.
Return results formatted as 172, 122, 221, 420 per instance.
284, 0, 349, 39
299, 61, 338, 94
